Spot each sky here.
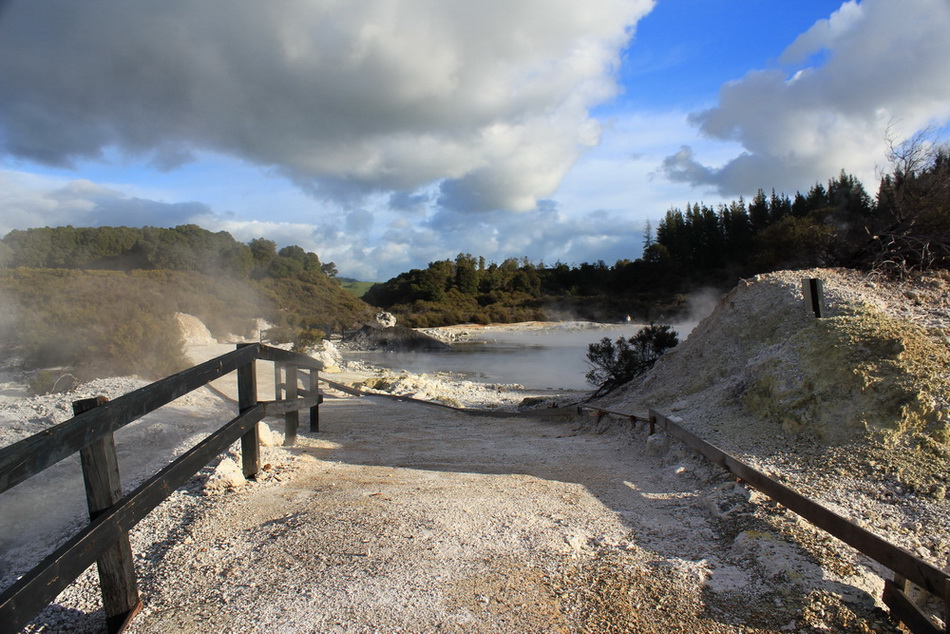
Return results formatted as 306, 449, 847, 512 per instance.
1, 0, 949, 281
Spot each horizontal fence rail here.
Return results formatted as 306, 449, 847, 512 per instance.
0, 343, 323, 633
578, 404, 949, 634
0, 345, 261, 495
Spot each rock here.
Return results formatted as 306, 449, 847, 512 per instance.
341, 325, 450, 352
308, 339, 343, 370
375, 312, 397, 328
258, 421, 282, 447
204, 457, 247, 492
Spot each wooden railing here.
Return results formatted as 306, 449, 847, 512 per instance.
0, 343, 322, 633
578, 405, 949, 634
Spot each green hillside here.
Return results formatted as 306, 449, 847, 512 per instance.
0, 226, 374, 382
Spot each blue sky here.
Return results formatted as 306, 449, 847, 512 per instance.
1, 0, 949, 280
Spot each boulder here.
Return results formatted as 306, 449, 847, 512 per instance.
375, 311, 397, 328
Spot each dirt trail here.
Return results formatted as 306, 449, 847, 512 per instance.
112, 392, 894, 633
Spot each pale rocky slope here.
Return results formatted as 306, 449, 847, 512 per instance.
600, 268, 950, 585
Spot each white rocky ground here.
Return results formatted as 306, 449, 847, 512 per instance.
1, 268, 947, 632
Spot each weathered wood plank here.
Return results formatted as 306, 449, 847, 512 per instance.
319, 377, 365, 397
309, 370, 320, 433
284, 365, 298, 446
0, 405, 265, 633
945, 577, 949, 634
649, 409, 950, 598
74, 397, 140, 634
883, 579, 943, 634
0, 344, 261, 494
236, 348, 259, 480
257, 346, 323, 370
261, 395, 322, 417
577, 404, 649, 423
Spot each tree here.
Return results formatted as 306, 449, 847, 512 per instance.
248, 237, 278, 272
585, 324, 679, 397
0, 241, 12, 268
278, 244, 307, 263
642, 220, 654, 254
864, 131, 950, 274
455, 253, 479, 295
749, 189, 770, 231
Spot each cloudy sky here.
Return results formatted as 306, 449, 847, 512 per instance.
1, 0, 949, 280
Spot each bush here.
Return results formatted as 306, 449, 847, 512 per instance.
292, 328, 326, 353
585, 324, 679, 397
263, 326, 296, 346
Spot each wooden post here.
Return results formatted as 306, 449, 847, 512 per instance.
648, 413, 656, 436
73, 397, 141, 634
309, 369, 320, 433
236, 345, 260, 479
284, 364, 298, 446
274, 362, 283, 401
803, 278, 826, 318
944, 577, 949, 634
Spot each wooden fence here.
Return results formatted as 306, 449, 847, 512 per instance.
578, 404, 949, 634
0, 343, 322, 633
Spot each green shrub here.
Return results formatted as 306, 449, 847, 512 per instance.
586, 324, 679, 397
292, 328, 326, 352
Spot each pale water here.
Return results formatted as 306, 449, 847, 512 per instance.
345, 323, 688, 391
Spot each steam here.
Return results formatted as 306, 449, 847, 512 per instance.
0, 289, 20, 357
673, 287, 724, 339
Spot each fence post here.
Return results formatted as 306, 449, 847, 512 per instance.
309, 369, 320, 433
73, 396, 141, 634
236, 344, 260, 479
944, 577, 949, 634
803, 278, 826, 318
284, 364, 298, 446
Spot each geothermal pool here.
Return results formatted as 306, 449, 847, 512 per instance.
344, 322, 692, 391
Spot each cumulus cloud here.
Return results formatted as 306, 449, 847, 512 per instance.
0, 0, 653, 213
661, 0, 950, 195
345, 208, 375, 234
196, 201, 648, 280
0, 171, 209, 235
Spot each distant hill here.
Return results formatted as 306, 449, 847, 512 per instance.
339, 279, 376, 298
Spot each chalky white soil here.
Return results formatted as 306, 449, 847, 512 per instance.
1, 268, 947, 632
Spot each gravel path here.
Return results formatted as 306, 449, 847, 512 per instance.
23, 390, 899, 632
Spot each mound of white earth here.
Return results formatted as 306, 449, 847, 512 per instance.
599, 268, 950, 578
352, 371, 528, 409
175, 312, 216, 346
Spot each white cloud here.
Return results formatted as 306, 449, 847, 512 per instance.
0, 0, 654, 213
0, 105, 735, 281
195, 202, 649, 280
780, 1, 864, 64
0, 171, 209, 235
661, 0, 950, 196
